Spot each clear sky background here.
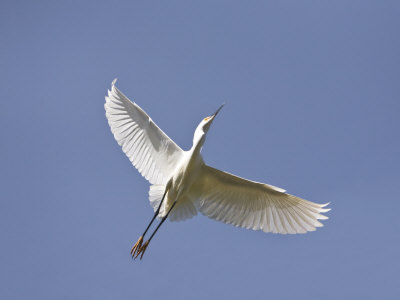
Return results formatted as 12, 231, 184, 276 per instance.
1, 1, 399, 299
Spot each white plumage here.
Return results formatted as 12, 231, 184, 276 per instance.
190, 166, 329, 234
105, 79, 330, 254
105, 79, 184, 185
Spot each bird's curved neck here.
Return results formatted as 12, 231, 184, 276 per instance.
191, 129, 206, 153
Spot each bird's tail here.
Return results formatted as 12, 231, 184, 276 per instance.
148, 185, 197, 222
148, 185, 166, 216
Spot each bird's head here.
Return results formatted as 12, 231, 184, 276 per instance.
197, 104, 224, 133
192, 104, 224, 150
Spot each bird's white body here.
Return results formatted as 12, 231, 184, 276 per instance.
163, 148, 203, 217
150, 119, 209, 219
105, 79, 330, 235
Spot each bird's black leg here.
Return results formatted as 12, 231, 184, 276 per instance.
130, 188, 168, 258
135, 200, 177, 260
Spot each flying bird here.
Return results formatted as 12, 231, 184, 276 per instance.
104, 79, 330, 259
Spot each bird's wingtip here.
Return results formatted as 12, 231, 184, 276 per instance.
112, 78, 118, 86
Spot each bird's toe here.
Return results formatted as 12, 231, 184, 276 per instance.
130, 236, 143, 258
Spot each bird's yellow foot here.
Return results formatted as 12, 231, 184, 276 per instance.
135, 240, 150, 260
130, 236, 143, 258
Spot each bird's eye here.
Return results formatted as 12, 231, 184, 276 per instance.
204, 117, 210, 121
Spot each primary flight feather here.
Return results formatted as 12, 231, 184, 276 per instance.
104, 79, 330, 259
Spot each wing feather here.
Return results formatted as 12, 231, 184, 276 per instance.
105, 79, 184, 185
190, 165, 330, 234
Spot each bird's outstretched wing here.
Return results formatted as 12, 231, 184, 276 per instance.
190, 165, 330, 234
105, 79, 184, 185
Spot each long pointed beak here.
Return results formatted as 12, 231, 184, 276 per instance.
211, 103, 225, 119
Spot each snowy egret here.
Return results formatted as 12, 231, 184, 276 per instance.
104, 79, 330, 259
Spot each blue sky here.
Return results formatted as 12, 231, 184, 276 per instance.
1, 1, 399, 299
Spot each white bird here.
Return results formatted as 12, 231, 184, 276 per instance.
104, 79, 330, 259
